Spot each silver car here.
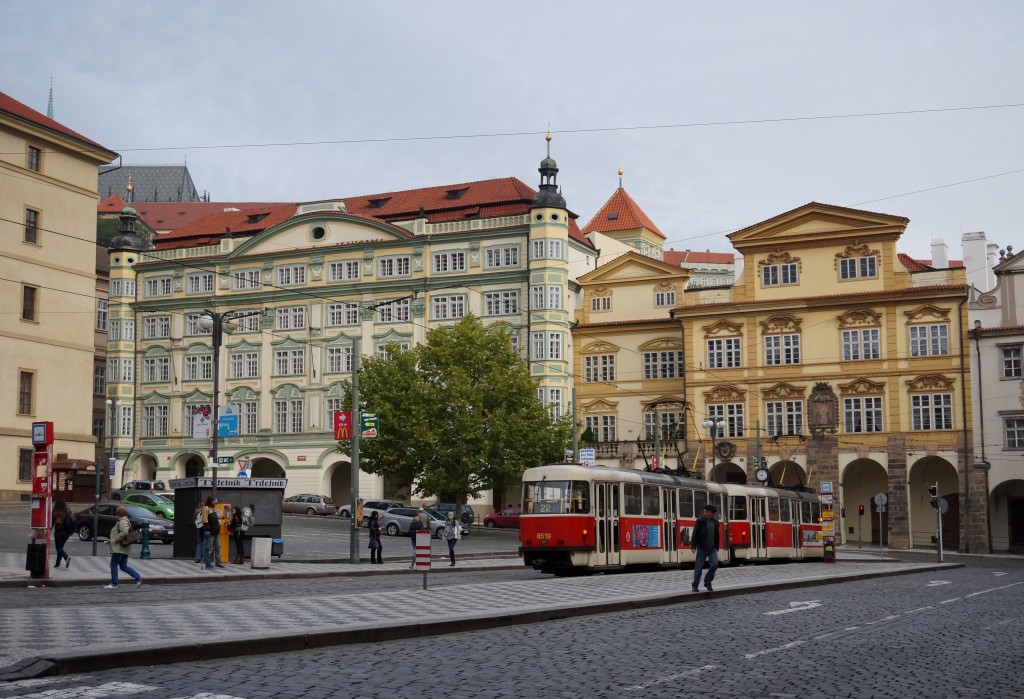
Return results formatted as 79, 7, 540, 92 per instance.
382, 507, 465, 539
282, 494, 337, 516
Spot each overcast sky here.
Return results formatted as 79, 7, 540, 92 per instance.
4, 2, 1022, 262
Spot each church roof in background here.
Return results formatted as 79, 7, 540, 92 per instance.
98, 164, 203, 203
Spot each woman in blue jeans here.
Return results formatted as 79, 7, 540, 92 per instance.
105, 506, 143, 589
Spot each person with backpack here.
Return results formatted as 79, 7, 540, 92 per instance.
202, 497, 225, 569
105, 506, 142, 589
51, 497, 74, 569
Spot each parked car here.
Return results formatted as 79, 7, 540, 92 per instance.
483, 505, 521, 529
360, 499, 405, 526
282, 494, 337, 516
425, 502, 475, 529
382, 507, 465, 539
72, 503, 174, 544
121, 492, 175, 519
111, 480, 168, 501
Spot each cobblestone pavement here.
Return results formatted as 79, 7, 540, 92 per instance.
0, 554, 955, 683
0, 561, 1020, 698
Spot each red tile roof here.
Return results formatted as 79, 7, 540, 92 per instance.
581, 188, 665, 239
574, 317, 679, 329
0, 90, 115, 156
155, 205, 298, 250
344, 177, 537, 221
897, 253, 964, 272
98, 195, 129, 212
664, 250, 734, 266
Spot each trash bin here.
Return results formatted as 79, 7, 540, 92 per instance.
25, 543, 46, 574
271, 538, 284, 559
251, 536, 271, 569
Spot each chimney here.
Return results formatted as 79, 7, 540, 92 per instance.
931, 238, 949, 268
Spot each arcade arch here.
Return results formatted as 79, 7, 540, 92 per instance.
840, 458, 887, 546
908, 455, 958, 549
990, 479, 1024, 552
768, 460, 806, 488
710, 461, 746, 484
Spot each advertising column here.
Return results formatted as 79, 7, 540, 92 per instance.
28, 422, 54, 579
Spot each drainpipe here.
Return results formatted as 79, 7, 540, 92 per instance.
958, 299, 970, 553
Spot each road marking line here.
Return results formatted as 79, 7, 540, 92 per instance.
843, 626, 861, 630
764, 600, 822, 615
925, 580, 951, 587
745, 640, 805, 659
994, 572, 1007, 576
940, 598, 960, 604
813, 633, 835, 640
622, 665, 718, 690
904, 606, 933, 614
965, 581, 1023, 597
8, 681, 156, 699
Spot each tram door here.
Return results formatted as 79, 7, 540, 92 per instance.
595, 482, 620, 567
663, 488, 678, 564
751, 497, 768, 559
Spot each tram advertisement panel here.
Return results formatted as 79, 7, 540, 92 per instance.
623, 522, 661, 549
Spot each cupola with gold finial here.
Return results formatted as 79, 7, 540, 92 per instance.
531, 129, 566, 209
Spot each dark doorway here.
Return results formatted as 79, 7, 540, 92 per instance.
1010, 498, 1024, 552
941, 494, 960, 550
185, 455, 205, 478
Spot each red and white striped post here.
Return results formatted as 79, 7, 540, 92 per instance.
415, 528, 431, 588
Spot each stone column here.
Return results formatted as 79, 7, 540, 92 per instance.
886, 434, 910, 550
963, 441, 991, 554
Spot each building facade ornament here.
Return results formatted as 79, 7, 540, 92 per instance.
702, 319, 743, 337
762, 382, 805, 399
904, 304, 951, 323
758, 249, 802, 270
759, 315, 802, 334
704, 385, 745, 402
839, 377, 886, 395
584, 399, 618, 413
837, 308, 882, 328
906, 374, 955, 391
638, 337, 683, 351
582, 341, 619, 354
833, 241, 880, 269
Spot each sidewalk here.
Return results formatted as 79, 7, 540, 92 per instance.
0, 551, 959, 682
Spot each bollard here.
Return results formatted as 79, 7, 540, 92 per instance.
139, 522, 152, 560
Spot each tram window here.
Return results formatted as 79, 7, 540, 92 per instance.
570, 481, 591, 514
694, 489, 707, 515
624, 484, 642, 515
767, 498, 780, 521
611, 485, 620, 517
643, 485, 660, 516
779, 498, 791, 521
679, 489, 694, 518
801, 501, 811, 524
812, 502, 821, 523
730, 495, 748, 520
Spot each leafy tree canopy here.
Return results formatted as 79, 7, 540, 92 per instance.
337, 315, 572, 505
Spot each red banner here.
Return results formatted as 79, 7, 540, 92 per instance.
334, 411, 352, 441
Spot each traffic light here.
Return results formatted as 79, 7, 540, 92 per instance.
858, 504, 865, 516
928, 483, 938, 498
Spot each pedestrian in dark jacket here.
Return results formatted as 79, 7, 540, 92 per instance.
51, 497, 73, 569
368, 511, 383, 564
691, 504, 720, 592
229, 506, 245, 564
408, 516, 424, 568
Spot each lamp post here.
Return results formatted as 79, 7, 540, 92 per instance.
701, 415, 724, 482
95, 398, 118, 556
197, 309, 264, 500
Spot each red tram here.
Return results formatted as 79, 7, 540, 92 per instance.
519, 463, 823, 575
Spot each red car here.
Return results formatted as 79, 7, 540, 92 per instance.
483, 505, 521, 529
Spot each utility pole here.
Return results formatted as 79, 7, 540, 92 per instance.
349, 338, 361, 563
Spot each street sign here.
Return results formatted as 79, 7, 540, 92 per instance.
192, 414, 212, 439
360, 412, 379, 439
218, 414, 239, 437
820, 481, 833, 494
931, 497, 949, 514
108, 457, 116, 477
580, 448, 595, 467
873, 492, 888, 507
334, 411, 352, 440
564, 449, 574, 462
216, 456, 234, 464
237, 458, 249, 470
237, 471, 248, 478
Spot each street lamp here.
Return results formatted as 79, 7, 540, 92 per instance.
95, 398, 118, 556
701, 415, 724, 482
197, 309, 264, 499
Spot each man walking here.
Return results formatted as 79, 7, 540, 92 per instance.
409, 515, 424, 569
690, 504, 720, 592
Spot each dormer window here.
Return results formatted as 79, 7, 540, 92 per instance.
445, 187, 469, 201
368, 198, 391, 209
246, 212, 270, 224
607, 212, 619, 220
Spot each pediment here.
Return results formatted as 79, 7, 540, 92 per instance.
583, 399, 618, 412
904, 304, 950, 323
839, 378, 886, 395
837, 309, 881, 328
231, 214, 407, 258
728, 202, 908, 251
762, 382, 806, 399
760, 315, 802, 334
638, 337, 683, 351
582, 341, 620, 354
702, 319, 744, 337
906, 374, 955, 391
704, 385, 746, 402
643, 395, 687, 410
577, 250, 690, 285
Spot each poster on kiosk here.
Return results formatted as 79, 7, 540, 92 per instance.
29, 422, 54, 579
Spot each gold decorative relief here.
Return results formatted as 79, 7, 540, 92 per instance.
760, 315, 802, 334
758, 249, 801, 268
582, 342, 619, 354
834, 241, 880, 269
584, 399, 618, 413
704, 385, 745, 402
654, 281, 675, 292
762, 382, 805, 399
840, 378, 885, 395
837, 309, 882, 328
702, 319, 744, 337
638, 337, 683, 351
906, 374, 955, 391
904, 304, 950, 323
592, 285, 613, 298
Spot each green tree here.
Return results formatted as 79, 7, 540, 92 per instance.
337, 315, 571, 507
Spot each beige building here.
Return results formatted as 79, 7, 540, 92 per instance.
0, 90, 117, 499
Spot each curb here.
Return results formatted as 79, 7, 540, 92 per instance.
0, 561, 962, 681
